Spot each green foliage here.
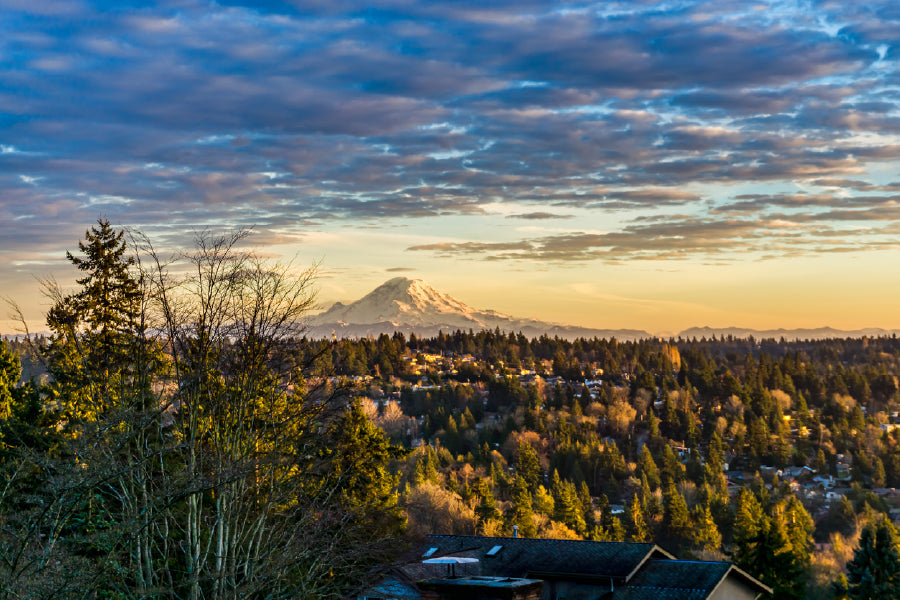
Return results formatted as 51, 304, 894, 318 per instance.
691, 504, 722, 554
515, 440, 542, 491
662, 483, 692, 550
843, 518, 900, 600
532, 484, 555, 516
0, 224, 408, 600
15, 231, 900, 595
626, 494, 650, 542
45, 218, 144, 421
506, 477, 537, 538
321, 400, 407, 537
474, 478, 500, 525
551, 470, 586, 535
732, 488, 812, 600
0, 340, 21, 420
637, 445, 661, 490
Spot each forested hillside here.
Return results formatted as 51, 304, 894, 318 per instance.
299, 321, 900, 598
4, 221, 900, 599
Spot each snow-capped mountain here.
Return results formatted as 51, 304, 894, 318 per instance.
303, 277, 651, 340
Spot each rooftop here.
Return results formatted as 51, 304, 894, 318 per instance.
422, 535, 675, 581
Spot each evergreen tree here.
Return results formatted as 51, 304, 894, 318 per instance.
733, 488, 765, 572
690, 504, 722, 554
637, 445, 661, 490
733, 489, 809, 600
647, 409, 661, 449
626, 494, 650, 542
516, 440, 542, 492
662, 482, 692, 550
46, 218, 143, 419
551, 471, 585, 534
532, 484, 555, 516
0, 340, 21, 420
705, 431, 725, 475
784, 496, 813, 573
579, 481, 594, 525
322, 400, 407, 537
595, 492, 624, 542
844, 518, 900, 600
639, 473, 661, 524
507, 477, 537, 538
660, 445, 684, 485
474, 478, 501, 524
421, 445, 440, 484
762, 501, 809, 600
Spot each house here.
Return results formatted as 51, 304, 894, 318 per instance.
781, 466, 814, 480
812, 474, 834, 489
357, 535, 771, 600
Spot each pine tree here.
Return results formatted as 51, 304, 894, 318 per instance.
0, 340, 21, 420
532, 485, 555, 516
626, 494, 650, 542
46, 218, 143, 419
662, 482, 691, 550
705, 431, 725, 475
733, 489, 809, 600
596, 492, 624, 542
691, 503, 722, 553
844, 518, 900, 600
579, 481, 594, 526
639, 473, 661, 525
422, 445, 440, 484
516, 440, 542, 491
551, 471, 585, 534
763, 504, 807, 600
474, 478, 501, 524
784, 496, 813, 572
660, 445, 684, 485
322, 399, 407, 538
647, 409, 661, 449
507, 477, 537, 538
637, 445, 661, 490
733, 488, 765, 570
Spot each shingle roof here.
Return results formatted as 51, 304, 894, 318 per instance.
605, 588, 712, 600
422, 535, 674, 581
609, 560, 771, 600
625, 560, 732, 591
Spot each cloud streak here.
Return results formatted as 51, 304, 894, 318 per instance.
1, 0, 900, 270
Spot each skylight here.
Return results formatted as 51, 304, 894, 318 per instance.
423, 547, 439, 557
486, 545, 503, 556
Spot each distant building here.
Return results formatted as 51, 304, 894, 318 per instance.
356, 534, 771, 600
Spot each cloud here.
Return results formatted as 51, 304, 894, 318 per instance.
406, 206, 900, 263
506, 212, 574, 220
1, 0, 900, 275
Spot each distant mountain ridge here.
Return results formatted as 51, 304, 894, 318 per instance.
304, 277, 651, 341
675, 326, 900, 341
3, 282, 897, 342
303, 278, 900, 341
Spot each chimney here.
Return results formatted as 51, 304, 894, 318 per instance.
513, 525, 519, 538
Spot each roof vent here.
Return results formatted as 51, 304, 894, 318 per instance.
486, 545, 503, 556
423, 547, 439, 557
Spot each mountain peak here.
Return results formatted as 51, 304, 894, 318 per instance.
305, 278, 652, 341
308, 277, 482, 328
379, 276, 418, 289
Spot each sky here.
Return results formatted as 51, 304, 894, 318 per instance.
2, 0, 900, 335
